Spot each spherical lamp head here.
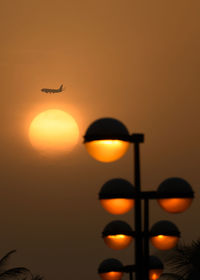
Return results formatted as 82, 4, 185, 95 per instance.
150, 220, 180, 250
98, 258, 123, 280
99, 178, 135, 215
149, 256, 164, 280
102, 220, 134, 250
84, 118, 130, 162
157, 177, 194, 213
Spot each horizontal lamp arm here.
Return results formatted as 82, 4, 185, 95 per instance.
123, 265, 136, 273
129, 134, 144, 143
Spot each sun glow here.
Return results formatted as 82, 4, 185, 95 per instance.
29, 109, 79, 156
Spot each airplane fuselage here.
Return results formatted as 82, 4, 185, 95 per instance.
41, 84, 63, 94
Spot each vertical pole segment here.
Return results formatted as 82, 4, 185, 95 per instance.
144, 198, 149, 280
134, 141, 143, 280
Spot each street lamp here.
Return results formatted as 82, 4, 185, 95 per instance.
148, 256, 164, 280
98, 256, 164, 280
84, 118, 131, 162
83, 117, 194, 280
149, 221, 180, 250
98, 259, 124, 280
99, 179, 135, 215
102, 220, 134, 250
156, 178, 193, 213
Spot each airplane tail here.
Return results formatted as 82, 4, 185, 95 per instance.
60, 84, 63, 91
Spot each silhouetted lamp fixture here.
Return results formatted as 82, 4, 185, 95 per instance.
84, 117, 194, 280
149, 256, 164, 280
102, 220, 134, 250
83, 118, 131, 162
99, 256, 163, 280
157, 177, 194, 213
150, 220, 180, 250
98, 258, 124, 280
99, 178, 135, 215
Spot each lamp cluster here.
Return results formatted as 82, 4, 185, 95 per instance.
84, 118, 194, 280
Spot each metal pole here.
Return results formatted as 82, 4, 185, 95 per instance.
144, 198, 149, 280
133, 141, 143, 280
129, 271, 133, 280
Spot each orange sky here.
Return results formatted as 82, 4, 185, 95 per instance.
0, 1, 200, 280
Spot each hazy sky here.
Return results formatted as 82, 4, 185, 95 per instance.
0, 1, 200, 279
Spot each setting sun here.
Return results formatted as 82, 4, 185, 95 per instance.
29, 109, 79, 156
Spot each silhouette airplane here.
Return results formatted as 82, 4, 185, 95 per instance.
41, 84, 64, 94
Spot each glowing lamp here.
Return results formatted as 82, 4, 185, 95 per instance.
104, 234, 133, 250
157, 178, 194, 213
100, 271, 123, 280
99, 178, 135, 215
98, 258, 123, 280
150, 220, 180, 250
102, 220, 133, 250
149, 269, 163, 280
149, 256, 164, 280
100, 199, 134, 215
84, 118, 130, 162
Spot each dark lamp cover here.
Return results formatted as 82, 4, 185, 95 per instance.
149, 256, 164, 270
98, 259, 123, 273
150, 220, 180, 237
99, 178, 135, 199
102, 220, 134, 237
84, 118, 130, 142
157, 177, 194, 198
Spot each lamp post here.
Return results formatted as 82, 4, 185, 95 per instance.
83, 117, 194, 280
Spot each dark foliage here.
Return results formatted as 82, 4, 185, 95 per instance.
158, 273, 183, 280
164, 239, 200, 280
0, 250, 17, 272
0, 250, 44, 280
31, 276, 44, 280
